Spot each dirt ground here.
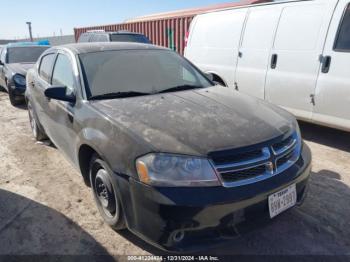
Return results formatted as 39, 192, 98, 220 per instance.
0, 91, 349, 257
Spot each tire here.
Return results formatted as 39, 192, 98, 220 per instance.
89, 155, 126, 230
8, 87, 23, 106
27, 100, 48, 141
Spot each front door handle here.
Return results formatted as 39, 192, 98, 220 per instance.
321, 56, 332, 73
271, 54, 278, 69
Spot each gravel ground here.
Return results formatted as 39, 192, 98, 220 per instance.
0, 91, 349, 257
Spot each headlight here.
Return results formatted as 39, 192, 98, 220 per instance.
292, 119, 302, 151
13, 74, 26, 86
136, 153, 220, 187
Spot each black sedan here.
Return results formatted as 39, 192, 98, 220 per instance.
25, 43, 311, 252
0, 44, 49, 105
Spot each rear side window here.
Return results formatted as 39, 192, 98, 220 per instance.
39, 53, 56, 83
334, 4, 350, 51
110, 34, 150, 43
52, 54, 76, 96
97, 34, 109, 42
78, 33, 90, 43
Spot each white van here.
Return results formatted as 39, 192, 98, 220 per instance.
185, 0, 350, 132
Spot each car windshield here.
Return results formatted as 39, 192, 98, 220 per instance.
7, 46, 49, 63
110, 34, 150, 44
79, 49, 213, 99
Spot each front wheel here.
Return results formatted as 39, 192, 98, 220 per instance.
89, 155, 126, 230
27, 100, 47, 141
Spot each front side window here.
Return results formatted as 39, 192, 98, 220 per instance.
7, 46, 49, 64
52, 54, 76, 96
39, 53, 56, 83
334, 4, 350, 51
79, 50, 212, 99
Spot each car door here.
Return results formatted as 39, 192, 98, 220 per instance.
32, 52, 57, 128
234, 5, 282, 99
264, 0, 337, 121
47, 52, 79, 160
185, 8, 248, 87
313, 1, 350, 131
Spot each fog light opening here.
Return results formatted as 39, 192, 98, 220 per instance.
172, 230, 185, 243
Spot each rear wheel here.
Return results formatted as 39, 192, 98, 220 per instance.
89, 155, 126, 230
27, 100, 47, 141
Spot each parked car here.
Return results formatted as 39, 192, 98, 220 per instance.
0, 42, 50, 105
26, 42, 311, 251
77, 30, 151, 44
185, 0, 350, 132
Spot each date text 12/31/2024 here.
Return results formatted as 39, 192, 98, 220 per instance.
127, 256, 220, 261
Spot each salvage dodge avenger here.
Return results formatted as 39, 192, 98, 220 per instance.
25, 43, 311, 251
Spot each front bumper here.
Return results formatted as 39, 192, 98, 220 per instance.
9, 84, 26, 96
116, 143, 312, 252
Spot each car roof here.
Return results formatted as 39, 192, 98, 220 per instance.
57, 42, 169, 55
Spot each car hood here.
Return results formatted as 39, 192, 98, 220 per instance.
91, 86, 296, 156
7, 63, 35, 76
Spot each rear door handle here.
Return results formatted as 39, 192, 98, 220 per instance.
321, 56, 332, 73
271, 54, 278, 69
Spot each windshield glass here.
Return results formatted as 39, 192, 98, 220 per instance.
7, 46, 49, 63
110, 34, 150, 43
79, 50, 213, 98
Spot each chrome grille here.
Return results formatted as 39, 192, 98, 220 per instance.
272, 134, 296, 155
211, 132, 301, 187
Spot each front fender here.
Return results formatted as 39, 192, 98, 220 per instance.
76, 125, 149, 179
77, 127, 120, 172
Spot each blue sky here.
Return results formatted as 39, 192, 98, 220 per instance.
0, 0, 235, 39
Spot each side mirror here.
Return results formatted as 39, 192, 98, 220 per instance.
44, 86, 76, 103
0, 60, 4, 66
204, 73, 214, 81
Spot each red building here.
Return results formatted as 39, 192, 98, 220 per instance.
74, 0, 270, 55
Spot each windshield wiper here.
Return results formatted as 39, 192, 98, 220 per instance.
158, 85, 203, 94
89, 91, 150, 100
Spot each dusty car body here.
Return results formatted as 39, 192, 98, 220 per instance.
25, 43, 311, 251
0, 43, 49, 105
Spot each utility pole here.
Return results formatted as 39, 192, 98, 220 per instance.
26, 22, 33, 42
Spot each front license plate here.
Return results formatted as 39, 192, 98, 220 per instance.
269, 184, 297, 218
